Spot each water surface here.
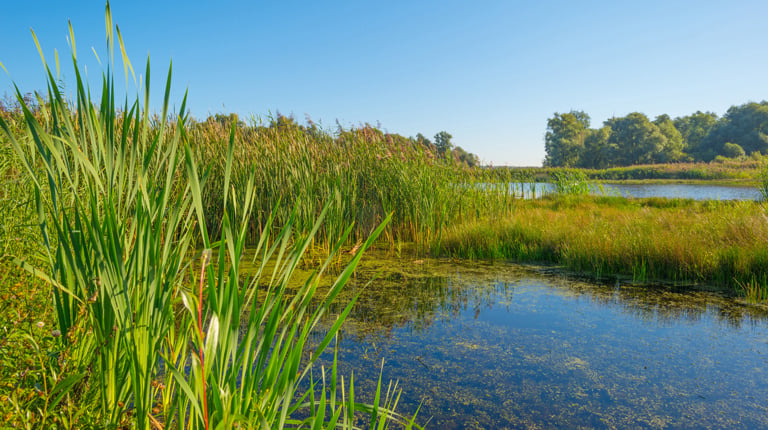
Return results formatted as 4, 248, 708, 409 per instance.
318, 255, 768, 429
510, 182, 761, 201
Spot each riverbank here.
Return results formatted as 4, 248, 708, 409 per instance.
499, 160, 766, 188
434, 195, 768, 299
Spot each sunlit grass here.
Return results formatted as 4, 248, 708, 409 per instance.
436, 195, 768, 292
185, 115, 517, 253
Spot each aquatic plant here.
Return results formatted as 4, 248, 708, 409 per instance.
758, 162, 768, 201
187, 117, 519, 251
436, 195, 768, 293
0, 3, 419, 428
550, 169, 592, 195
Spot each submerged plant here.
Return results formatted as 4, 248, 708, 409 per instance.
0, 3, 419, 428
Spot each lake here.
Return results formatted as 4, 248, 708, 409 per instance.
510, 182, 762, 201
317, 254, 768, 428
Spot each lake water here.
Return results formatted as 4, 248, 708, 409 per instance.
318, 254, 768, 428
509, 182, 762, 201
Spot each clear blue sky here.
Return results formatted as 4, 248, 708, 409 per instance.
2, 1, 767, 166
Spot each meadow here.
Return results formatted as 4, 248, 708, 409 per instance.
2, 5, 768, 429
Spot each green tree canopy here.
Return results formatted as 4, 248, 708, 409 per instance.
434, 131, 454, 155
578, 126, 612, 169
672, 111, 718, 158
544, 110, 590, 167
543, 101, 768, 167
653, 114, 685, 162
604, 113, 667, 166
722, 142, 746, 158
701, 102, 768, 160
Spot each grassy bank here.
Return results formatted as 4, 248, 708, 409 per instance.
435, 195, 768, 297
501, 160, 764, 184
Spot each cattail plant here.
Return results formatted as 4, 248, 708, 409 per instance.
1, 2, 420, 428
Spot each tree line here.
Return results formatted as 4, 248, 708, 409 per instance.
544, 101, 768, 168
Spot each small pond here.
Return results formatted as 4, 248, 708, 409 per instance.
315, 253, 768, 428
510, 182, 762, 201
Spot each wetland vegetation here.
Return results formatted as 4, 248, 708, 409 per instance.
2, 3, 768, 429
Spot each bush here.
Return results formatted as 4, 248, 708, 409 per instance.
722, 142, 746, 159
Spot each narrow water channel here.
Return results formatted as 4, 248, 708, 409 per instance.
510, 182, 762, 201
315, 253, 768, 429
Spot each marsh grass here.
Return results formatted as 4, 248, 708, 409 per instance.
759, 162, 768, 201
187, 115, 517, 253
0, 3, 420, 428
737, 277, 768, 303
550, 169, 592, 196
576, 161, 762, 182
436, 195, 768, 293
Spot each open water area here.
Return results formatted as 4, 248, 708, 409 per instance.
511, 182, 762, 201
312, 254, 768, 429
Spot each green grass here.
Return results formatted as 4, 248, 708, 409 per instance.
435, 195, 768, 293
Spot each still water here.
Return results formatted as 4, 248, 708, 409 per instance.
510, 182, 761, 201
319, 254, 768, 429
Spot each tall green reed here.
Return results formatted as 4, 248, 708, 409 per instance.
550, 169, 592, 196
1, 3, 419, 428
189, 116, 516, 252
759, 161, 768, 201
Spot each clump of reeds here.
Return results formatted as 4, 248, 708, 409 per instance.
0, 3, 420, 428
186, 112, 520, 253
736, 277, 768, 303
436, 195, 768, 293
550, 169, 592, 195
759, 162, 768, 201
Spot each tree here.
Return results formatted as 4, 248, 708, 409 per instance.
673, 111, 718, 159
722, 142, 746, 158
604, 113, 667, 165
578, 126, 612, 169
700, 102, 768, 159
434, 131, 454, 155
653, 114, 685, 162
544, 111, 590, 167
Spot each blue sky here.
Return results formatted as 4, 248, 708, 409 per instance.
2, 1, 767, 166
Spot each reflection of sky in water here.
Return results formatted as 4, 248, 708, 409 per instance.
318, 257, 768, 429
510, 182, 761, 200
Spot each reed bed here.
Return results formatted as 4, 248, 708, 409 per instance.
187, 117, 516, 252
0, 4, 422, 428
436, 195, 768, 293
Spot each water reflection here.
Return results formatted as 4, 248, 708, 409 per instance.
511, 182, 761, 201
314, 254, 768, 428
